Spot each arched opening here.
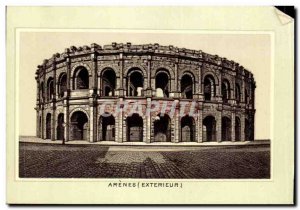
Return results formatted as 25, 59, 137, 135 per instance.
58, 73, 67, 98
99, 114, 115, 141
245, 89, 249, 104
46, 113, 51, 139
222, 116, 231, 141
47, 78, 54, 101
181, 115, 195, 142
204, 75, 215, 101
127, 69, 144, 96
73, 67, 89, 90
155, 71, 170, 98
70, 111, 88, 140
181, 74, 193, 99
126, 114, 143, 142
222, 79, 230, 103
235, 117, 241, 141
56, 113, 64, 140
102, 69, 116, 96
203, 116, 216, 142
154, 114, 171, 142
245, 119, 251, 140
235, 83, 241, 104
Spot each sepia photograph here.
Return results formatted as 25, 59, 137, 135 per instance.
18, 31, 271, 179
6, 6, 294, 204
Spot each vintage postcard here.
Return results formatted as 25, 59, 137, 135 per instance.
6, 6, 294, 204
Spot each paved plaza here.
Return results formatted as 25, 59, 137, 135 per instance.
19, 142, 270, 179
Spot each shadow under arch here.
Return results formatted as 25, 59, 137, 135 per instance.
153, 113, 171, 142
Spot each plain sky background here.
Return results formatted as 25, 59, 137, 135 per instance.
19, 31, 271, 139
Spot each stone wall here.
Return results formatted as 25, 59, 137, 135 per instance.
35, 43, 256, 143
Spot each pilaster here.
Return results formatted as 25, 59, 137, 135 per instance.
36, 109, 39, 137
216, 110, 222, 142
118, 53, 124, 97
145, 98, 151, 143
231, 111, 236, 141
63, 99, 69, 142
174, 104, 180, 143
197, 104, 203, 143
89, 95, 97, 143
122, 115, 127, 142
65, 51, 71, 96
41, 106, 44, 139
173, 59, 180, 98
117, 99, 123, 143
51, 105, 56, 141
240, 114, 245, 141
91, 50, 98, 94
143, 116, 147, 143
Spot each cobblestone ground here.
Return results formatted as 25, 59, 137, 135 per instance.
19, 143, 270, 178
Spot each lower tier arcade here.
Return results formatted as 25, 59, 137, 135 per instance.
37, 99, 255, 143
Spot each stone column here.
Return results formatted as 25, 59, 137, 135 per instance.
199, 64, 203, 94
97, 76, 100, 96
241, 79, 245, 103
145, 56, 152, 97
89, 104, 93, 143
91, 52, 98, 93
89, 104, 94, 143
142, 115, 147, 143
41, 106, 44, 139
51, 106, 56, 141
43, 112, 46, 140
230, 81, 235, 105
52, 59, 57, 101
216, 70, 223, 102
51, 59, 57, 141
93, 104, 97, 143
99, 75, 104, 97
117, 99, 123, 143
150, 114, 154, 143
66, 56, 71, 92
122, 115, 127, 142
197, 105, 203, 143
171, 113, 177, 143
174, 59, 179, 98
119, 53, 124, 97
145, 98, 151, 143
89, 97, 97, 143
231, 112, 236, 141
63, 99, 69, 142
240, 114, 245, 141
115, 77, 120, 97
147, 56, 151, 88
174, 106, 180, 143
216, 110, 222, 142
123, 78, 127, 96
36, 74, 40, 103
151, 78, 155, 97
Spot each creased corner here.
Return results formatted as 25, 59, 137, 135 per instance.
274, 7, 294, 25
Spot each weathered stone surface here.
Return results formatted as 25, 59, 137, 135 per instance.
35, 43, 256, 143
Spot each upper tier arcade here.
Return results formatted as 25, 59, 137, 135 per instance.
36, 42, 255, 80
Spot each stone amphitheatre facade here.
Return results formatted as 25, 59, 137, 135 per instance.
35, 42, 255, 143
